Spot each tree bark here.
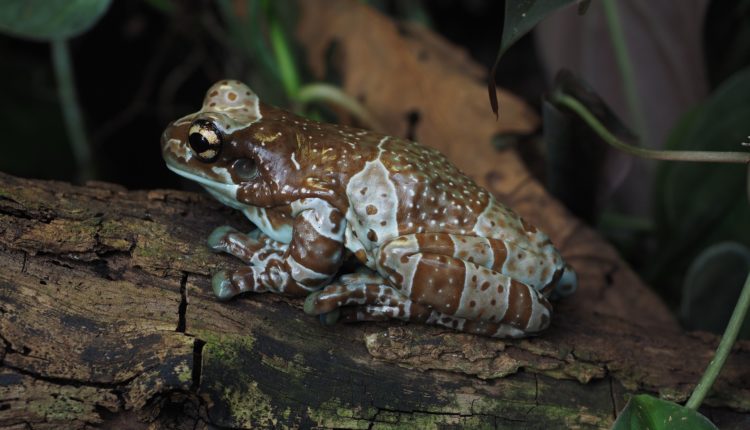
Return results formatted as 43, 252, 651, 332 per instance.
0, 172, 748, 429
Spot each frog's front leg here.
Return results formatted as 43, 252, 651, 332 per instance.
208, 226, 287, 264
211, 198, 345, 300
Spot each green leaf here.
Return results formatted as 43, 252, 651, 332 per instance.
680, 242, 750, 338
489, 0, 577, 115
144, 0, 175, 14
498, 0, 578, 60
650, 68, 750, 291
0, 0, 111, 41
612, 394, 717, 430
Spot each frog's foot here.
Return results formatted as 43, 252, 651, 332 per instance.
304, 281, 408, 316
551, 264, 577, 300
337, 305, 528, 338
305, 284, 433, 327
211, 266, 268, 301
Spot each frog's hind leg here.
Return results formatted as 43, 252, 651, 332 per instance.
377, 234, 554, 336
303, 271, 534, 338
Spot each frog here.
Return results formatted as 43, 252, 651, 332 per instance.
161, 80, 577, 338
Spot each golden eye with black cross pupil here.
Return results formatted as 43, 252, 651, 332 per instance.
188, 119, 222, 162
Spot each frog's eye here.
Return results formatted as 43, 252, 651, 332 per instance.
188, 119, 222, 162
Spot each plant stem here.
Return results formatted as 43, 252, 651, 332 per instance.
601, 0, 648, 141
51, 39, 93, 182
686, 271, 750, 409
216, 0, 279, 79
266, 1, 299, 99
297, 83, 384, 132
552, 93, 750, 164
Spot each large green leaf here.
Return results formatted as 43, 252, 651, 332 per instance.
612, 395, 717, 430
498, 0, 578, 59
489, 0, 579, 115
680, 242, 750, 338
650, 68, 750, 292
0, 0, 111, 41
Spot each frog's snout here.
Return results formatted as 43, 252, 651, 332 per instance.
160, 124, 177, 151
161, 121, 193, 164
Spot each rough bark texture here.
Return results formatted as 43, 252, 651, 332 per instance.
0, 174, 749, 430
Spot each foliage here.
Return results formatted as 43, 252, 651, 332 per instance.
0, 0, 112, 181
502, 2, 750, 429
612, 395, 717, 430
0, 0, 111, 41
651, 67, 750, 306
489, 0, 580, 115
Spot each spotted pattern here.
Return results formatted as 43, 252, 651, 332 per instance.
174, 80, 262, 134
161, 80, 576, 338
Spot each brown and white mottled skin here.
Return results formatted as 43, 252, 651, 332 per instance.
161, 80, 576, 338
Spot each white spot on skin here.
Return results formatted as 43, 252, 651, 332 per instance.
290, 152, 301, 170
211, 166, 233, 182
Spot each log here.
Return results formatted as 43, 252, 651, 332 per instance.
0, 172, 748, 429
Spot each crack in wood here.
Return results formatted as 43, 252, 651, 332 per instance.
2, 361, 135, 391
177, 272, 188, 333
20, 251, 27, 274
609, 377, 618, 419
191, 338, 205, 391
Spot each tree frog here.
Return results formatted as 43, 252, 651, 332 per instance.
161, 80, 576, 338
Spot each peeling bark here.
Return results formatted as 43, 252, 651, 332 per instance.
0, 172, 748, 429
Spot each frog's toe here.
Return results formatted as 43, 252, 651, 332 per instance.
304, 291, 340, 324
207, 225, 239, 251
319, 309, 340, 325
303, 291, 323, 315
552, 265, 578, 300
212, 270, 238, 301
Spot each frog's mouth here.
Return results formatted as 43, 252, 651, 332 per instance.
164, 160, 249, 212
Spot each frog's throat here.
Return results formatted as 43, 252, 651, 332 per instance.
165, 161, 293, 244
164, 162, 246, 211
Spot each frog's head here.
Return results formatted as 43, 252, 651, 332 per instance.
161, 80, 278, 209
164, 79, 348, 211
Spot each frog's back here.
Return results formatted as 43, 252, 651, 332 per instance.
338, 132, 550, 243
371, 136, 538, 240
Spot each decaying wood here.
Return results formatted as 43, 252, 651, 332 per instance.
0, 173, 748, 430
